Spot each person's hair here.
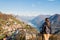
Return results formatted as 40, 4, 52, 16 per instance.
45, 18, 50, 27
45, 18, 49, 21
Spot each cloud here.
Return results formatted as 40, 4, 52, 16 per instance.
48, 0, 56, 1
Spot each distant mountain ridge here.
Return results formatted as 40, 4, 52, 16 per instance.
15, 15, 35, 23
49, 14, 60, 33
31, 15, 50, 27
50, 14, 60, 24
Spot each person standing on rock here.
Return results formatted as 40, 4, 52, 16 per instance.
42, 18, 51, 40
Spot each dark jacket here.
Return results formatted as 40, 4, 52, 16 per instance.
41, 22, 51, 34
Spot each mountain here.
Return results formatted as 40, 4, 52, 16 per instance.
49, 14, 60, 33
31, 15, 50, 30
49, 14, 60, 24
0, 12, 60, 40
15, 15, 35, 23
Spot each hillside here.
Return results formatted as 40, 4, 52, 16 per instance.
0, 12, 38, 40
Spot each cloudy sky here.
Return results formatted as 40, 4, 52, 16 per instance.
0, 0, 60, 16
